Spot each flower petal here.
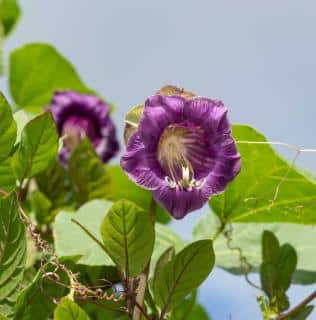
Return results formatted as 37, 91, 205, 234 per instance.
138, 95, 185, 148
152, 185, 209, 219
121, 132, 163, 190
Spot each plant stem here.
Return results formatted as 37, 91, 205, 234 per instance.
132, 198, 157, 320
276, 290, 316, 320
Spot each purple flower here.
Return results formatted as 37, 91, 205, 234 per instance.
50, 91, 119, 165
121, 93, 241, 219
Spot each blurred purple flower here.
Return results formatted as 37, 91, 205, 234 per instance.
50, 91, 119, 165
121, 94, 241, 219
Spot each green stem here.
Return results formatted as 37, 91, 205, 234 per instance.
132, 198, 157, 320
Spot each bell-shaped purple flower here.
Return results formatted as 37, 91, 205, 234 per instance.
50, 90, 119, 165
121, 93, 241, 219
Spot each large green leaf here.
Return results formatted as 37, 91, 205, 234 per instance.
69, 139, 110, 206
0, 0, 20, 36
14, 266, 69, 320
0, 194, 26, 317
0, 93, 16, 162
101, 200, 155, 277
107, 165, 170, 224
54, 200, 114, 266
11, 112, 58, 182
54, 298, 90, 320
9, 43, 90, 111
210, 125, 316, 224
289, 305, 314, 320
193, 213, 316, 284
153, 240, 214, 315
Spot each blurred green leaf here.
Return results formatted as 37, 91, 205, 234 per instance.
11, 112, 58, 182
0, 92, 17, 161
0, 0, 21, 36
101, 200, 155, 277
69, 139, 110, 206
107, 165, 170, 224
153, 240, 214, 314
36, 160, 69, 208
193, 213, 316, 284
54, 298, 90, 320
0, 194, 26, 317
29, 191, 52, 225
54, 200, 114, 266
211, 125, 316, 224
9, 43, 91, 111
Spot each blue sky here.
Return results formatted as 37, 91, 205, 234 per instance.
1, 1, 316, 319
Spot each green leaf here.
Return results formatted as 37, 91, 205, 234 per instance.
0, 0, 21, 36
0, 92, 17, 162
262, 230, 280, 265
68, 139, 110, 205
0, 194, 26, 317
101, 200, 155, 277
189, 304, 210, 320
9, 43, 91, 111
11, 112, 58, 182
277, 244, 297, 291
29, 191, 52, 225
210, 125, 316, 224
0, 158, 16, 192
193, 213, 316, 284
153, 240, 214, 314
54, 200, 114, 266
36, 160, 69, 208
54, 298, 90, 320
150, 223, 185, 279
14, 266, 69, 320
107, 165, 170, 224
123, 104, 143, 145
260, 262, 278, 298
170, 291, 196, 320
154, 246, 175, 281
288, 305, 314, 320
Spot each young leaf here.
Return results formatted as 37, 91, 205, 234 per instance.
11, 112, 58, 182
54, 200, 114, 266
101, 200, 155, 277
260, 262, 278, 298
0, 0, 21, 36
153, 240, 215, 315
150, 223, 185, 279
0, 92, 17, 162
277, 244, 297, 291
54, 298, 90, 320
262, 230, 280, 265
210, 125, 316, 224
68, 139, 110, 205
154, 246, 175, 281
193, 213, 316, 284
0, 194, 26, 317
9, 43, 91, 111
